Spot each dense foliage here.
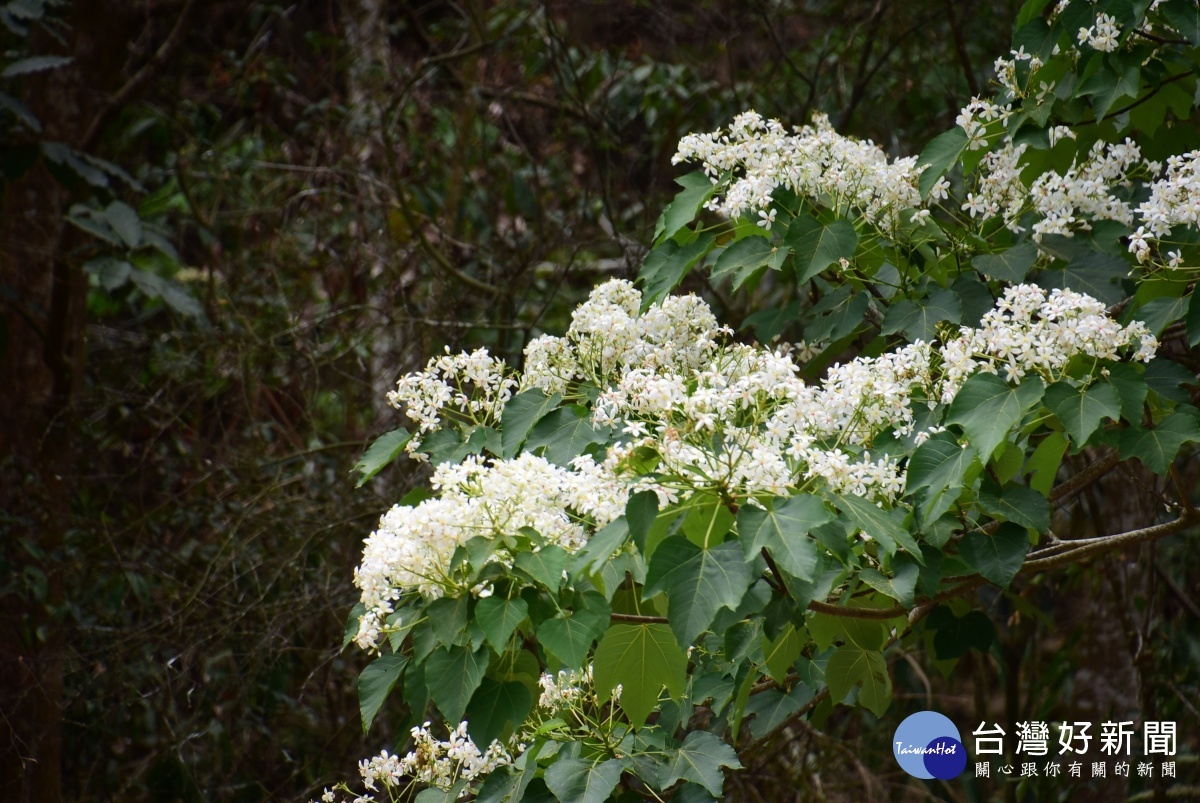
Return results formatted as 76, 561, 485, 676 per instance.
333, 0, 1200, 800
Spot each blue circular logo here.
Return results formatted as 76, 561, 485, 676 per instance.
893, 712, 967, 780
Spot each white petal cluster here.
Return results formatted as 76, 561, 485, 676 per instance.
353, 453, 628, 649
359, 723, 512, 797
939, 284, 1156, 400
1130, 151, 1200, 263
360, 281, 1154, 643
956, 98, 1012, 150
1078, 12, 1122, 52
964, 138, 1149, 239
387, 347, 517, 456
672, 110, 926, 227
537, 666, 592, 711
523, 279, 725, 392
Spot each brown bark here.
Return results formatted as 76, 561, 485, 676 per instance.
0, 3, 142, 799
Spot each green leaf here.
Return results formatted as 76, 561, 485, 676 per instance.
626, 491, 659, 552
946, 373, 1045, 461
643, 538, 756, 648
1186, 291, 1200, 346
928, 607, 994, 660
66, 211, 121, 246
545, 757, 625, 803
977, 484, 1050, 532
657, 731, 742, 797
917, 127, 969, 199
501, 389, 561, 458
973, 242, 1038, 282
475, 596, 529, 651
762, 623, 804, 682
737, 495, 833, 581
514, 544, 568, 590
343, 602, 366, 650
1119, 412, 1200, 475
425, 645, 488, 725
1163, 0, 1200, 46
858, 562, 919, 608
831, 493, 920, 560
880, 288, 962, 342
1104, 363, 1147, 421
420, 426, 485, 465
712, 234, 789, 290
1145, 360, 1196, 404
639, 232, 715, 309
592, 623, 687, 727
1134, 295, 1191, 336
0, 89, 39, 131
571, 518, 630, 576
658, 171, 717, 244
359, 654, 406, 732
1027, 431, 1068, 495
786, 217, 858, 284
681, 494, 734, 548
1079, 57, 1139, 120
525, 407, 609, 466
1035, 251, 1128, 306
1043, 381, 1121, 445
353, 428, 413, 487
905, 432, 978, 496
959, 522, 1029, 588
745, 684, 813, 740
104, 201, 141, 249
825, 644, 892, 716
535, 590, 610, 668
742, 300, 801, 343
83, 256, 133, 291
1, 54, 72, 78
466, 678, 531, 748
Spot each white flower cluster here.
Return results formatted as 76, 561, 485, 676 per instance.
537, 666, 592, 712
523, 279, 724, 393
1078, 12, 1122, 52
993, 46, 1045, 98
939, 284, 1156, 398
956, 98, 1012, 150
672, 110, 927, 227
353, 452, 629, 649
314, 722, 513, 803
387, 347, 517, 456
964, 138, 1151, 239
1130, 151, 1200, 264
359, 280, 1155, 639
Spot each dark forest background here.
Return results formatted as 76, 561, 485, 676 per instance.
2, 1, 1196, 801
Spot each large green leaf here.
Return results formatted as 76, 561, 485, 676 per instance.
830, 493, 920, 560
475, 597, 529, 652
1035, 251, 1128, 306
712, 234, 789, 290
1119, 411, 1200, 475
425, 645, 489, 725
825, 644, 892, 716
917, 127, 969, 198
466, 678, 531, 748
657, 731, 743, 797
513, 545, 568, 590
525, 407, 609, 466
946, 373, 1045, 461
1104, 363, 1147, 421
501, 389, 562, 458
959, 522, 1029, 588
858, 562, 919, 608
657, 171, 717, 244
973, 242, 1038, 282
786, 217, 858, 284
104, 200, 142, 248
1163, 0, 1200, 44
359, 654, 406, 732
905, 432, 978, 496
737, 495, 832, 581
639, 232, 715, 309
880, 288, 962, 342
643, 538, 756, 647
545, 757, 625, 803
535, 589, 611, 668
977, 483, 1050, 532
592, 623, 687, 727
353, 428, 412, 487
762, 622, 805, 682
1043, 381, 1121, 445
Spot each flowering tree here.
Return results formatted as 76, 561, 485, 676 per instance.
325, 1, 1200, 799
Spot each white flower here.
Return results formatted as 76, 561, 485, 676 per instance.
757, 208, 778, 230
